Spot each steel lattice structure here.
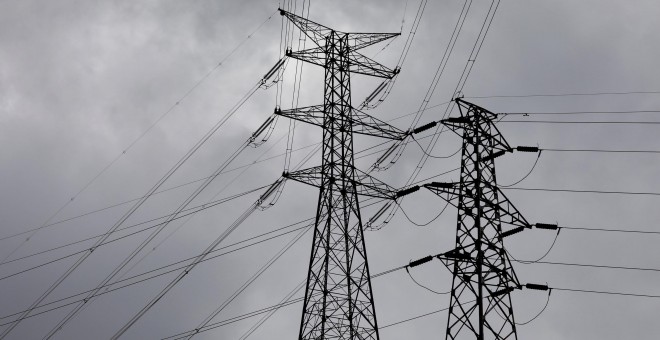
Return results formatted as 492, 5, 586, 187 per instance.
423, 98, 534, 340
276, 9, 404, 340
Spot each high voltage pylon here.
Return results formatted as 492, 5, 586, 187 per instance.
275, 9, 406, 340
423, 98, 546, 340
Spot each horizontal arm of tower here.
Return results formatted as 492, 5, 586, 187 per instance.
440, 117, 513, 154
434, 248, 522, 287
286, 47, 326, 68
423, 181, 532, 229
347, 32, 400, 50
280, 9, 332, 48
348, 51, 399, 79
352, 108, 408, 140
284, 166, 398, 199
275, 106, 408, 140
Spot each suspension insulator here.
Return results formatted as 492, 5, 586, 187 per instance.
482, 150, 507, 162
500, 226, 525, 238
516, 146, 539, 153
363, 81, 388, 106
535, 223, 559, 230
262, 58, 286, 83
250, 116, 275, 140
374, 142, 401, 170
426, 182, 455, 189
443, 116, 470, 124
525, 283, 549, 291
409, 255, 433, 268
491, 287, 515, 297
412, 121, 438, 134
396, 185, 420, 198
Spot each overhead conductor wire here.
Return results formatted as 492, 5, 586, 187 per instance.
0, 11, 278, 268
5, 30, 284, 340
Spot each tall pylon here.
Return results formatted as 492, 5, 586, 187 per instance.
423, 98, 534, 340
276, 9, 404, 340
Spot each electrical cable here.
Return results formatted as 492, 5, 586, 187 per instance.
411, 135, 462, 159
164, 261, 410, 339
505, 228, 560, 264
0, 98, 456, 245
498, 151, 541, 187
500, 110, 660, 116
503, 186, 660, 197
542, 148, 660, 154
0, 186, 267, 280
186, 219, 312, 339
398, 200, 450, 227
1, 76, 265, 339
402, 0, 499, 186
468, 90, 660, 99
0, 10, 278, 267
500, 120, 660, 125
516, 260, 660, 273
405, 266, 450, 295
552, 287, 660, 299
106, 133, 289, 293
561, 225, 660, 235
516, 289, 551, 326
0, 218, 315, 324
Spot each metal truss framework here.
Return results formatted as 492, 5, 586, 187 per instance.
423, 98, 532, 340
277, 9, 403, 340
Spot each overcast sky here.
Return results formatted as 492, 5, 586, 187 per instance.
2, 0, 660, 339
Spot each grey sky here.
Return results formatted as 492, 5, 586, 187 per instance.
1, 0, 660, 339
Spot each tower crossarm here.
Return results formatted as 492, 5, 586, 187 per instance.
424, 181, 533, 231
275, 106, 407, 140
287, 47, 399, 79
280, 9, 399, 52
284, 166, 398, 200
441, 98, 514, 154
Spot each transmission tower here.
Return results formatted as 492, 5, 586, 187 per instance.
423, 98, 536, 340
276, 9, 405, 340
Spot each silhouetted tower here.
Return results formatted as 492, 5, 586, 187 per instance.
424, 99, 534, 340
276, 9, 404, 340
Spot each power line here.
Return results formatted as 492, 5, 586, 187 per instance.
500, 120, 660, 125
561, 225, 660, 235
517, 260, 660, 274
0, 218, 316, 323
542, 148, 660, 154
0, 10, 278, 265
500, 110, 660, 116
504, 186, 660, 197
0, 185, 268, 277
553, 287, 660, 299
467, 90, 660, 99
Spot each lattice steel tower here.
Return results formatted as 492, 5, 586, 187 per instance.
276, 9, 405, 340
424, 99, 534, 340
